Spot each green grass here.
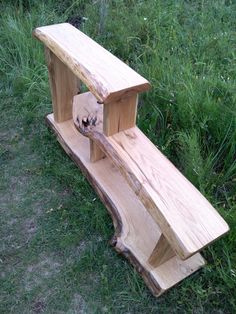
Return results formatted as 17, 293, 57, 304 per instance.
0, 0, 235, 313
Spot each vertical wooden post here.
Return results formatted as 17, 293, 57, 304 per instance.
103, 93, 138, 136
45, 47, 80, 123
148, 234, 175, 267
90, 140, 105, 162
90, 93, 138, 162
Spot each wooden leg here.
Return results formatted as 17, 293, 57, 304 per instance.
90, 93, 138, 161
90, 140, 105, 162
148, 234, 175, 268
45, 47, 80, 123
103, 93, 138, 136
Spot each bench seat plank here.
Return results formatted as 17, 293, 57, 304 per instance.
33, 23, 150, 103
109, 127, 229, 259
73, 92, 229, 259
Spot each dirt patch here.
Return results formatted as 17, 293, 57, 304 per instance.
24, 218, 37, 237
24, 256, 62, 292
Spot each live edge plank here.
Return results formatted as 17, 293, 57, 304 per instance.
72, 94, 229, 260
33, 23, 150, 104
45, 113, 205, 297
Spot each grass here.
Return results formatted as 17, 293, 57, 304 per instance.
0, 0, 235, 313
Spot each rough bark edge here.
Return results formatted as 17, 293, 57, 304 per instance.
45, 115, 162, 297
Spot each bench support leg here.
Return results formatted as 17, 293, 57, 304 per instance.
148, 234, 175, 267
45, 47, 80, 123
90, 140, 105, 162
90, 93, 138, 162
103, 93, 138, 136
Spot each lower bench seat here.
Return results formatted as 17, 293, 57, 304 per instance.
46, 113, 205, 296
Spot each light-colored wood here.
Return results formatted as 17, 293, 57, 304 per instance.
148, 234, 175, 267
45, 47, 80, 122
72, 92, 104, 162
73, 92, 137, 157
90, 140, 105, 162
33, 23, 150, 104
72, 94, 229, 260
46, 113, 205, 296
103, 93, 138, 136
34, 23, 229, 297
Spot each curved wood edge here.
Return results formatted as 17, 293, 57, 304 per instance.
45, 115, 163, 296
33, 23, 151, 104
45, 114, 206, 297
73, 119, 183, 258
112, 236, 164, 297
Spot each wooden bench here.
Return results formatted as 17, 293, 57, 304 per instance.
33, 23, 229, 296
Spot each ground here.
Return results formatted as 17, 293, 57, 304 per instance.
0, 1, 236, 313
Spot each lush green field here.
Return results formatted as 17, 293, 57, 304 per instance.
0, 0, 235, 313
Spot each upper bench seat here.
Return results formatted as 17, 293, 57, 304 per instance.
33, 23, 150, 104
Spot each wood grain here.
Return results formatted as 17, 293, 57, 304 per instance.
45, 47, 80, 122
103, 93, 138, 136
46, 113, 205, 296
33, 23, 150, 104
90, 140, 105, 162
34, 22, 227, 296
148, 234, 175, 267
72, 94, 229, 260
73, 92, 105, 162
